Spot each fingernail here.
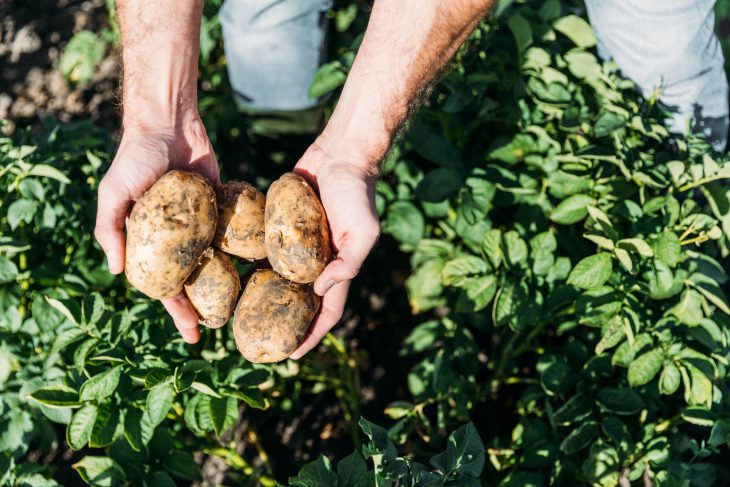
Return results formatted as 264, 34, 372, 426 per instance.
319, 280, 335, 296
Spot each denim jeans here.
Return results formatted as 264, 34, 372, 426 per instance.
221, 0, 729, 150
584, 0, 728, 150
220, 0, 332, 111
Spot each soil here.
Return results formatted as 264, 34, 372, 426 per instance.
0, 0, 120, 135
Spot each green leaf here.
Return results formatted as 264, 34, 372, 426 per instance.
560, 421, 597, 455
481, 229, 503, 268
553, 15, 596, 48
415, 168, 462, 202
208, 396, 237, 437
441, 255, 488, 286
507, 13, 533, 53
568, 254, 613, 289
59, 31, 107, 83
429, 422, 485, 477
80, 365, 122, 402
7, 199, 38, 230
289, 455, 338, 487
653, 232, 682, 267
309, 61, 347, 98
503, 230, 528, 266
695, 282, 730, 315
90, 402, 120, 448
595, 315, 625, 354
336, 452, 369, 487
670, 290, 705, 326
162, 451, 201, 481
541, 360, 574, 396
549, 194, 594, 224
28, 385, 80, 408
146, 382, 174, 427
386, 201, 425, 246
456, 275, 498, 312
628, 349, 664, 387
0, 256, 19, 284
596, 387, 643, 415
553, 394, 593, 426
682, 406, 714, 427
67, 403, 98, 450
659, 362, 681, 395
26, 164, 72, 184
124, 407, 154, 451
709, 419, 730, 447
617, 238, 653, 258
72, 456, 125, 487
594, 111, 627, 137
684, 362, 713, 408
190, 381, 222, 398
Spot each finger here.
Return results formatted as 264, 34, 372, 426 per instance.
161, 294, 201, 344
289, 281, 349, 359
314, 226, 379, 296
193, 156, 221, 188
94, 178, 130, 274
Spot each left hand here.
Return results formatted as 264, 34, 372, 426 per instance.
289, 140, 380, 359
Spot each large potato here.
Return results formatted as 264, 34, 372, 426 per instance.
125, 170, 217, 299
264, 172, 332, 283
184, 248, 241, 328
233, 269, 320, 363
213, 181, 266, 260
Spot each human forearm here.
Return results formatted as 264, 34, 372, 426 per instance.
116, 0, 203, 132
318, 0, 494, 172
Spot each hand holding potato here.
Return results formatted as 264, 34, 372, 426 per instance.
289, 140, 380, 359
94, 113, 220, 344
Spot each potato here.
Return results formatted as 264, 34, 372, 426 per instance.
233, 269, 320, 363
264, 172, 332, 283
184, 248, 241, 328
125, 170, 217, 300
213, 181, 266, 260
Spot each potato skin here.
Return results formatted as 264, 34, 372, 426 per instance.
125, 170, 217, 300
233, 269, 320, 363
184, 248, 241, 328
264, 172, 332, 283
213, 181, 266, 260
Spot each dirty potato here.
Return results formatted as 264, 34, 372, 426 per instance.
233, 269, 320, 363
184, 248, 241, 328
125, 170, 217, 300
213, 181, 266, 260
264, 172, 332, 283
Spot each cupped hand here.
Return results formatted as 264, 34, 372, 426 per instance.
290, 141, 380, 359
94, 112, 219, 344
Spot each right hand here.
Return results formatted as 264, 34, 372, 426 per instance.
94, 110, 220, 344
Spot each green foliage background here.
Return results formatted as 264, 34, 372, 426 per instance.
5, 0, 730, 485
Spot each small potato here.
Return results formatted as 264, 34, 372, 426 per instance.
264, 172, 332, 283
125, 170, 217, 300
213, 181, 266, 260
233, 269, 320, 363
184, 248, 241, 328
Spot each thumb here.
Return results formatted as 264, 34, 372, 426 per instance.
314, 225, 379, 296
94, 179, 130, 274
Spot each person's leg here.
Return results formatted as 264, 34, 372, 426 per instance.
220, 0, 332, 112
584, 0, 728, 152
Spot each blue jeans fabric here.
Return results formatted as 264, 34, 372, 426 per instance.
585, 0, 728, 150
220, 0, 332, 111
221, 0, 730, 150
